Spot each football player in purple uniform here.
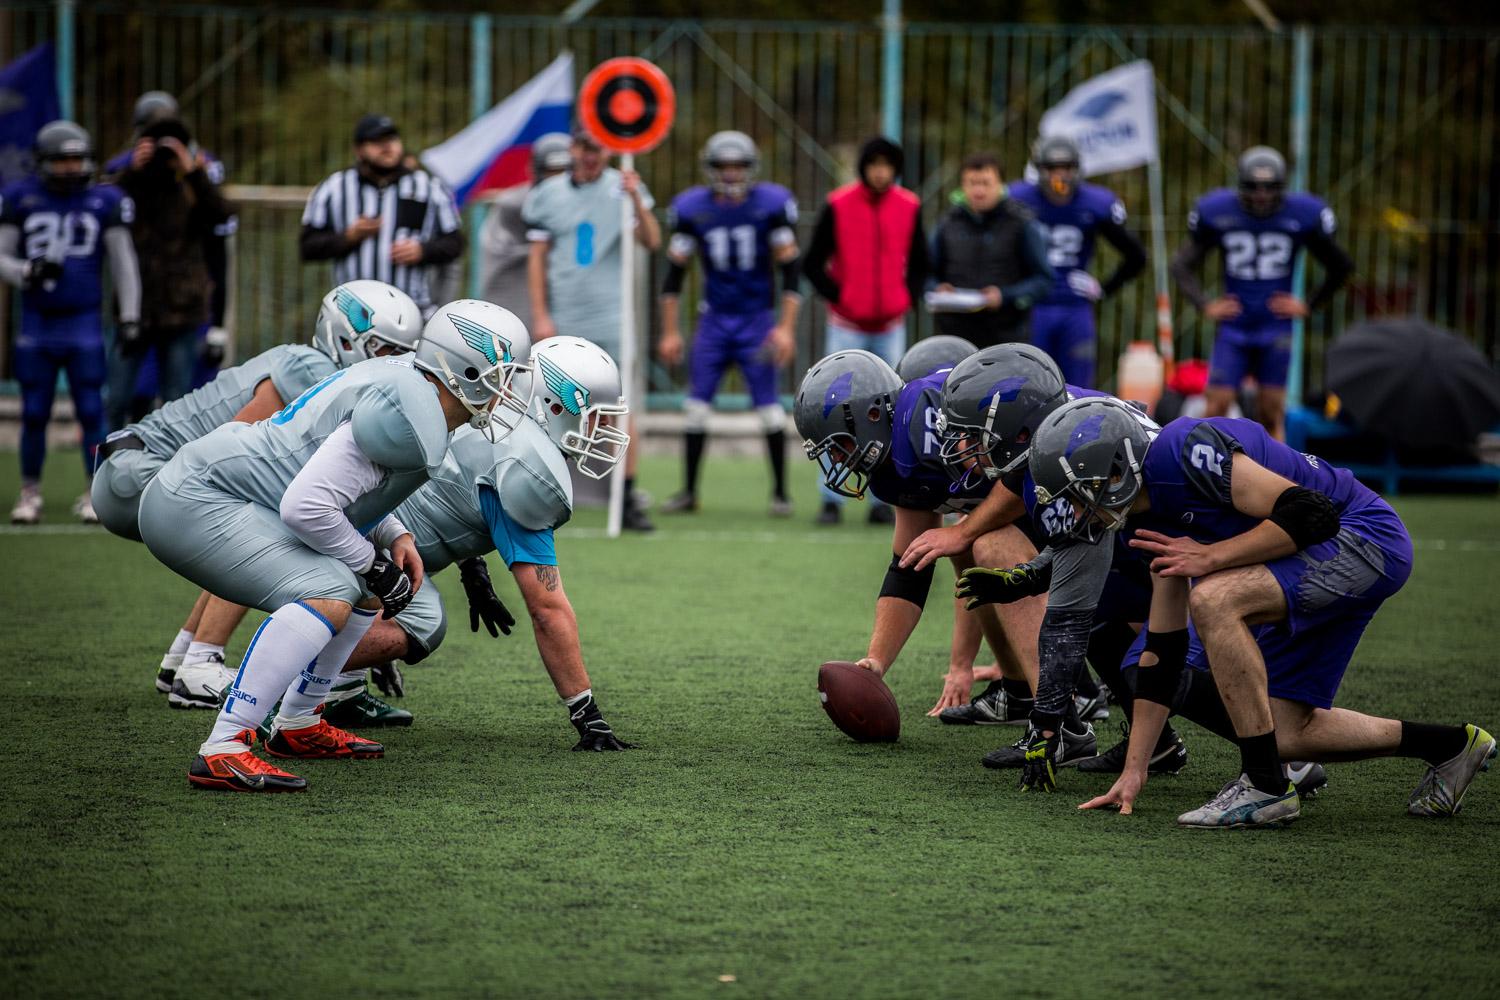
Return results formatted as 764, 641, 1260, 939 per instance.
658, 131, 802, 517
0, 121, 141, 524
1007, 136, 1146, 388
1171, 146, 1353, 439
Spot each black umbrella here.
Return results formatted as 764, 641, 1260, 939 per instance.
1325, 318, 1500, 449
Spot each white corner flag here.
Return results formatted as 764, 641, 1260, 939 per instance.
1036, 60, 1159, 178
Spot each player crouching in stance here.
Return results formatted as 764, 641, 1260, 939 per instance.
1031, 398, 1494, 826
793, 348, 1047, 717
139, 300, 532, 791
325, 337, 635, 750
92, 280, 423, 711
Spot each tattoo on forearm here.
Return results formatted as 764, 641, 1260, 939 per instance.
533, 565, 560, 592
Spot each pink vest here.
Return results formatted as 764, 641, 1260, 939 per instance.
825, 181, 921, 332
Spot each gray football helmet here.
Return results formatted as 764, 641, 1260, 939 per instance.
794, 349, 903, 499
529, 336, 630, 480
313, 280, 424, 369
895, 335, 978, 382
414, 299, 533, 441
701, 130, 760, 199
936, 344, 1067, 488
1238, 145, 1286, 216
35, 121, 94, 194
1033, 135, 1081, 201
531, 132, 572, 179
1028, 397, 1158, 543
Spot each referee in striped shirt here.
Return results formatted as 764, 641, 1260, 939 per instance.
300, 114, 463, 317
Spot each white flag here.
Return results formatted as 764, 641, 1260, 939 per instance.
1035, 60, 1159, 178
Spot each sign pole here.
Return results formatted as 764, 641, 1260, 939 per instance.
1147, 153, 1174, 373
607, 150, 636, 538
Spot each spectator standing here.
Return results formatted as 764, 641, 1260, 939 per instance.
801, 136, 927, 526
300, 114, 464, 319
1, 121, 140, 523
523, 127, 661, 532
110, 115, 234, 431
479, 132, 572, 326
927, 152, 1054, 350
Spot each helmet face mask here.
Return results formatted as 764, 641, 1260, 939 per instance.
936, 344, 1067, 489
529, 337, 631, 479
1237, 145, 1287, 217
414, 300, 534, 442
794, 349, 902, 499
314, 280, 424, 369
1032, 135, 1081, 203
702, 131, 760, 200
35, 121, 95, 195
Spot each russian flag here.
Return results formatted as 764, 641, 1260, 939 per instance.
422, 53, 574, 206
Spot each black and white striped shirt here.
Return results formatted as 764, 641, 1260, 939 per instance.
299, 166, 463, 315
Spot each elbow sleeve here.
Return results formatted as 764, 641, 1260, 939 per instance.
1268, 486, 1340, 550
879, 554, 936, 609
661, 260, 687, 296
1136, 628, 1189, 707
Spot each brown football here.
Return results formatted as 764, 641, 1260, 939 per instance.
817, 661, 900, 743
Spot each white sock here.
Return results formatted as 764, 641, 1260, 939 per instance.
184, 640, 226, 666
200, 603, 337, 755
166, 629, 193, 659
273, 607, 377, 731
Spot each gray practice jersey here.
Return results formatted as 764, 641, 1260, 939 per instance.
129, 344, 337, 458
397, 418, 573, 576
159, 354, 449, 530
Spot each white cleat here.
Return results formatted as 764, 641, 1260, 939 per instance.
10, 487, 42, 525
72, 492, 99, 524
168, 653, 236, 710
1177, 774, 1301, 829
1408, 724, 1497, 817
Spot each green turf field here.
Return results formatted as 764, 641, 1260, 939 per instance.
2, 453, 1497, 998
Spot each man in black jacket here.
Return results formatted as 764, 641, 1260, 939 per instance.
928, 152, 1054, 349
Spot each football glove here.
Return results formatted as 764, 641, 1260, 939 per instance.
200, 326, 230, 368
1066, 269, 1103, 302
361, 555, 413, 619
1019, 725, 1059, 793
955, 561, 1052, 610
23, 257, 63, 290
371, 659, 405, 698
116, 321, 145, 356
568, 692, 635, 752
458, 556, 515, 638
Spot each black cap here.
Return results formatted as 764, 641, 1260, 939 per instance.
858, 136, 904, 183
354, 114, 399, 144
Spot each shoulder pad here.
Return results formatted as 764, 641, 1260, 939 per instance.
267, 344, 338, 403
350, 364, 448, 472
1178, 420, 1242, 504
482, 422, 573, 530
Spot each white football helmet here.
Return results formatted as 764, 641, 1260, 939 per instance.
413, 299, 533, 441
528, 337, 630, 479
313, 280, 423, 368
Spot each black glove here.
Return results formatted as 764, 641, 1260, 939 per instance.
567, 692, 635, 751
116, 321, 146, 357
362, 555, 413, 619
459, 556, 514, 637
24, 257, 63, 290
371, 659, 405, 698
955, 561, 1053, 610
200, 326, 229, 368
1019, 725, 1060, 793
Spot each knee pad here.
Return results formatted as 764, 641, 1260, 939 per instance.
756, 404, 786, 433
682, 397, 712, 432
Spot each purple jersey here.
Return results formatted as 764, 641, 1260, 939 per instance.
1187, 189, 1336, 330
1139, 416, 1381, 544
667, 182, 797, 315
0, 177, 132, 315
869, 370, 991, 514
1007, 181, 1126, 306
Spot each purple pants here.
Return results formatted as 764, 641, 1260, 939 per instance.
689, 309, 780, 407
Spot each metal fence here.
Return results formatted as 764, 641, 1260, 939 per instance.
3, 3, 1497, 402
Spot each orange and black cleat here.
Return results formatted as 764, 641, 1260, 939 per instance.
188, 730, 307, 793
265, 718, 385, 760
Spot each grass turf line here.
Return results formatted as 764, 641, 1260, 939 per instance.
1, 454, 1497, 998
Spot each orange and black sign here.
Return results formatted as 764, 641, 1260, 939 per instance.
577, 58, 676, 155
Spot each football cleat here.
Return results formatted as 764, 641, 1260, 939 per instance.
1407, 723, 1496, 817
660, 492, 699, 514
72, 493, 98, 524
769, 496, 794, 518
983, 721, 1095, 769
1286, 761, 1328, 800
939, 682, 1033, 726
321, 689, 413, 728
1074, 689, 1110, 724
815, 501, 842, 526
1177, 775, 1300, 829
622, 504, 655, 532
188, 731, 306, 793
168, 653, 235, 710
156, 653, 183, 694
1077, 722, 1188, 775
10, 487, 42, 525
265, 718, 384, 759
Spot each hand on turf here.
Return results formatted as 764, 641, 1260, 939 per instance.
568, 692, 636, 751
371, 660, 405, 698
458, 556, 515, 637
362, 555, 414, 619
926, 664, 975, 716
1020, 727, 1059, 793
1079, 769, 1145, 815
900, 524, 971, 572
1128, 529, 1218, 578
955, 563, 1050, 609
855, 657, 888, 678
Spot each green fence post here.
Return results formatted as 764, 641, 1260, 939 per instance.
55, 0, 75, 121
881, 0, 902, 142
467, 13, 492, 299
1287, 24, 1312, 407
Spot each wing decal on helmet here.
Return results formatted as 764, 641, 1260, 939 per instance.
538, 354, 589, 415
334, 289, 375, 334
1065, 411, 1108, 457
822, 370, 855, 418
982, 376, 1028, 409
450, 313, 510, 364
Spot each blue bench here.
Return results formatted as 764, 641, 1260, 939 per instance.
1284, 407, 1500, 495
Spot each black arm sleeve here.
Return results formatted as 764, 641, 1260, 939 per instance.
801, 206, 840, 303
779, 258, 802, 298
203, 231, 229, 327
1032, 540, 1116, 724
300, 224, 351, 262
1301, 227, 1354, 312
1096, 216, 1148, 298
1169, 238, 1213, 311
905, 217, 929, 307
661, 258, 688, 296
419, 227, 465, 267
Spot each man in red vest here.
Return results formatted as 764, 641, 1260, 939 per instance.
803, 136, 929, 526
